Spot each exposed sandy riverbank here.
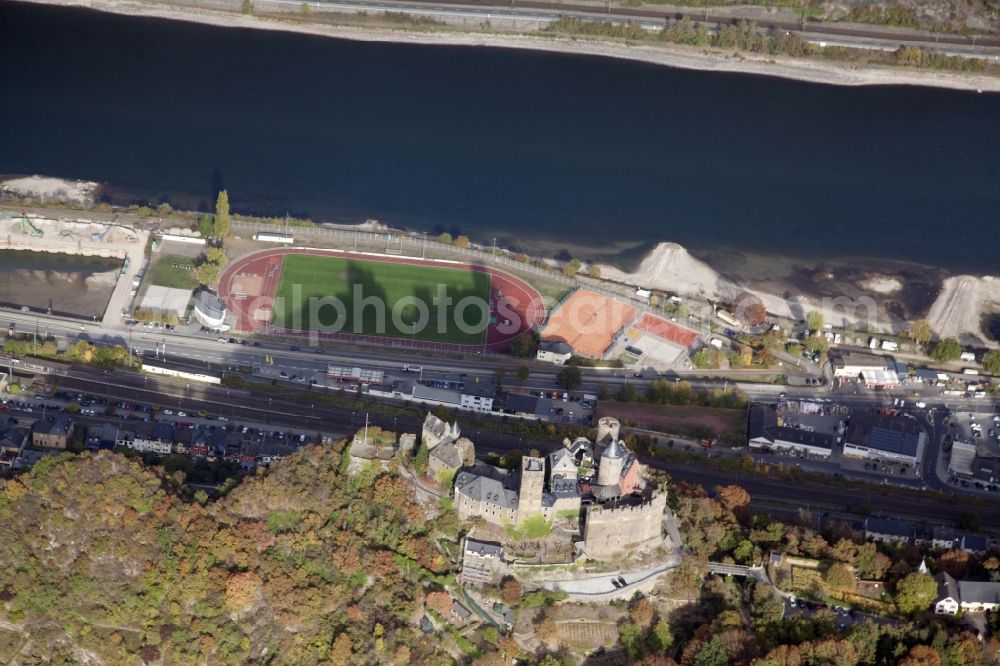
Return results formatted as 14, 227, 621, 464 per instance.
1, 175, 100, 207
17, 0, 1000, 92
598, 242, 1000, 348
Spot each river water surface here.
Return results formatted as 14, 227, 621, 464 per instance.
0, 3, 998, 272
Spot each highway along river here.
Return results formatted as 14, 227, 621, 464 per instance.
0, 3, 998, 271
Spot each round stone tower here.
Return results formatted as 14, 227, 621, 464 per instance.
597, 438, 625, 487
596, 416, 620, 446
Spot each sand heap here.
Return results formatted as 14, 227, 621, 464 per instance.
927, 275, 1000, 347
598, 243, 733, 302
1, 175, 99, 207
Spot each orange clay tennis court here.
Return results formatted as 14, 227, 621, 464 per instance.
541, 290, 636, 358
635, 313, 700, 348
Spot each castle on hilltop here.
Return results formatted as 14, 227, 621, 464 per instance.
451, 416, 671, 560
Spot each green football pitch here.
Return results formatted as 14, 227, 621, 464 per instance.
272, 254, 491, 345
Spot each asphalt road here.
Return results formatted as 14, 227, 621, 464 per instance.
21, 366, 1000, 532
291, 0, 1000, 54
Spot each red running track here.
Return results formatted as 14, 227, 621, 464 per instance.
218, 247, 546, 353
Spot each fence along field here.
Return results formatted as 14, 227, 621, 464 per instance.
272, 253, 492, 345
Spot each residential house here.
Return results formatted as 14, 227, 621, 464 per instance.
935, 572, 960, 615
549, 447, 579, 478
32, 414, 74, 449
864, 517, 913, 545
935, 572, 1000, 615
957, 581, 1000, 613
0, 427, 26, 467
461, 377, 496, 414
460, 539, 504, 585
130, 422, 175, 455
85, 423, 119, 451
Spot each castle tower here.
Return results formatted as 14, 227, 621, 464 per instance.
596, 417, 620, 447
596, 438, 625, 487
517, 456, 545, 523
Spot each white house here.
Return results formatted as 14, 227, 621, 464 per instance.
935, 572, 1000, 615
935, 572, 960, 615
536, 340, 573, 365
460, 378, 495, 414
549, 447, 579, 478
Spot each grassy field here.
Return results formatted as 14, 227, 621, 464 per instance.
273, 254, 491, 344
146, 254, 198, 290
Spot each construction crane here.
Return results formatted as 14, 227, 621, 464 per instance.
91, 215, 118, 243
18, 214, 43, 238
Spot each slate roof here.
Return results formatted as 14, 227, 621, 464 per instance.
864, 517, 913, 539
549, 447, 577, 472
464, 539, 503, 559
958, 581, 1000, 605
505, 393, 539, 414
463, 378, 495, 399
33, 414, 73, 436
413, 385, 461, 405
0, 428, 25, 450
430, 441, 463, 469
539, 340, 573, 355
455, 470, 518, 510
936, 571, 959, 602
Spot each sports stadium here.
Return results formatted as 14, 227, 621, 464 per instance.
218, 248, 545, 352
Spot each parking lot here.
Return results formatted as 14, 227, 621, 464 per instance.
945, 411, 1000, 493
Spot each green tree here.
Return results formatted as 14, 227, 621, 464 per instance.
215, 190, 231, 239
618, 621, 644, 659
983, 350, 1000, 375
241, 0, 253, 14
806, 310, 824, 333
931, 338, 962, 363
197, 213, 215, 239
437, 232, 453, 245
156, 202, 173, 216
205, 247, 228, 267
587, 265, 601, 279
412, 444, 429, 475
555, 365, 582, 391
510, 334, 538, 358
908, 319, 932, 347
825, 562, 857, 592
516, 364, 530, 384
694, 635, 729, 666
895, 572, 937, 614
562, 258, 582, 277
616, 383, 638, 402
648, 618, 673, 653
805, 333, 830, 355
194, 262, 221, 286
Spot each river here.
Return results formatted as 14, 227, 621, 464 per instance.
0, 2, 998, 272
